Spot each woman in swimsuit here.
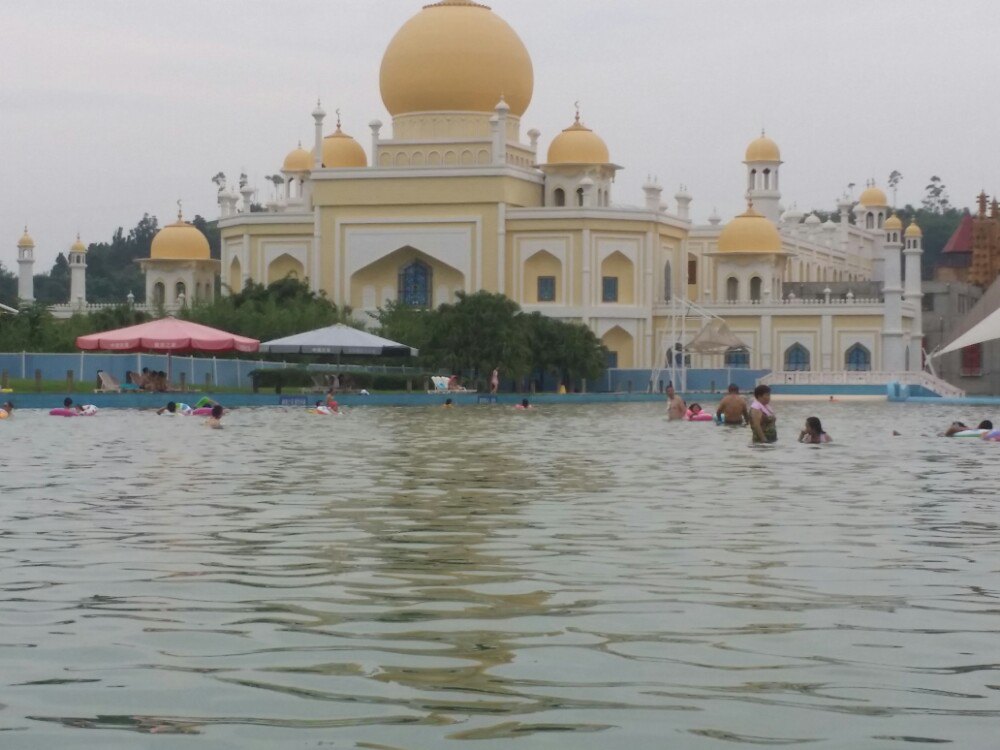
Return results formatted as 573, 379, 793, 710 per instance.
749, 385, 777, 444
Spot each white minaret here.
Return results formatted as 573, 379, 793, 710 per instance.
744, 131, 782, 223
642, 176, 662, 211
16, 227, 35, 304
674, 185, 692, 220
68, 233, 87, 309
312, 99, 326, 169
881, 214, 905, 372
903, 220, 925, 371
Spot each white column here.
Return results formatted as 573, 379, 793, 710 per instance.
581, 229, 591, 307
760, 314, 773, 370
69, 251, 87, 308
903, 235, 924, 371
497, 203, 506, 295
820, 314, 833, 371
881, 234, 905, 371
369, 120, 382, 167
312, 100, 326, 169
17, 241, 34, 304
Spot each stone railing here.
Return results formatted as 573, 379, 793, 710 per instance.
49, 302, 158, 319
715, 296, 883, 306
758, 370, 964, 398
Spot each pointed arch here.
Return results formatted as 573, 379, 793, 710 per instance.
726, 276, 739, 302
600, 326, 634, 369
267, 253, 305, 284
784, 343, 810, 371
228, 256, 242, 293
845, 343, 872, 371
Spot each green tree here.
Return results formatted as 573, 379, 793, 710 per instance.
922, 176, 951, 214
0, 262, 17, 307
34, 253, 71, 305
888, 170, 903, 207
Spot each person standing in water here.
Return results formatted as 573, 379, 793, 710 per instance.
716, 384, 750, 426
490, 367, 500, 395
666, 385, 686, 421
749, 385, 777, 444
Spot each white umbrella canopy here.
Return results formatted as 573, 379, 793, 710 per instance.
259, 324, 417, 357
936, 306, 1000, 356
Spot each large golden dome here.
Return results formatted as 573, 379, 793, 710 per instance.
150, 211, 211, 261
322, 125, 368, 168
380, 0, 533, 117
546, 116, 610, 165
745, 132, 781, 162
859, 184, 888, 207
17, 227, 34, 248
718, 205, 783, 253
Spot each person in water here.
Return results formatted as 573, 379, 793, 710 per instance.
716, 384, 749, 425
666, 385, 686, 421
515, 398, 532, 410
749, 384, 777, 444
324, 390, 340, 413
799, 416, 832, 444
0, 401, 12, 418
687, 403, 704, 417
63, 397, 73, 409
443, 398, 454, 408
205, 404, 224, 429
156, 401, 191, 416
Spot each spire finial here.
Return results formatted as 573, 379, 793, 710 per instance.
761, 127, 765, 137
574, 100, 580, 124
177, 199, 183, 221
336, 108, 341, 130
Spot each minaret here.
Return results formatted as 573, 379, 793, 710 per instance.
903, 220, 925, 371
68, 233, 88, 309
881, 213, 905, 371
744, 130, 783, 223
312, 99, 326, 169
492, 95, 509, 166
674, 185, 692, 220
16, 227, 35, 304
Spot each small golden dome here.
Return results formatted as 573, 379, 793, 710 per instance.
17, 226, 34, 248
380, 0, 533, 117
322, 124, 367, 168
745, 132, 781, 162
150, 211, 211, 261
905, 221, 923, 238
884, 213, 903, 231
70, 233, 87, 253
859, 185, 888, 207
718, 204, 783, 253
282, 143, 313, 172
546, 115, 610, 165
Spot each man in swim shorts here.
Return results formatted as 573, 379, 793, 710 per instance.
666, 385, 686, 421
716, 384, 749, 426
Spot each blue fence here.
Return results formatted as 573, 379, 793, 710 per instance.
0, 352, 297, 389
598, 368, 770, 393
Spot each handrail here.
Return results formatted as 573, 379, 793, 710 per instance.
757, 370, 965, 398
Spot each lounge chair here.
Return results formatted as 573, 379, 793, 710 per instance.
429, 376, 450, 393
95, 371, 121, 393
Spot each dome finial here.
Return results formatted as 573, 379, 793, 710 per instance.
176, 199, 183, 222
335, 108, 342, 130
574, 100, 581, 124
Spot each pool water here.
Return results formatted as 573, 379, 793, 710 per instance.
2, 401, 999, 748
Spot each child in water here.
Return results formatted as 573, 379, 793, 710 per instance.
204, 404, 224, 429
799, 416, 832, 444
515, 398, 533, 410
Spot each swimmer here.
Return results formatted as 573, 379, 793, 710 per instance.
799, 416, 832, 444
63, 397, 73, 409
156, 401, 191, 416
0, 401, 12, 419
443, 398, 454, 408
716, 384, 749, 425
749, 385, 777, 444
666, 385, 686, 421
204, 404, 224, 429
515, 398, 533, 410
313, 400, 333, 415
324, 391, 340, 413
943, 421, 968, 437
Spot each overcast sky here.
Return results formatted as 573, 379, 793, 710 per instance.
2, 0, 997, 269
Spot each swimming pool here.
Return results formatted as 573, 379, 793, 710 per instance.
1, 402, 998, 747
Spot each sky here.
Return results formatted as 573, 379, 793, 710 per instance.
2, 0, 998, 270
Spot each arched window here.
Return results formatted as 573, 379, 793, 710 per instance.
866, 214, 874, 230
175, 281, 186, 303
553, 188, 565, 207
725, 347, 750, 368
845, 343, 871, 371
152, 282, 165, 306
763, 168, 771, 190
784, 343, 810, 371
749, 169, 756, 191
577, 187, 585, 207
726, 276, 739, 302
398, 260, 432, 308
750, 276, 762, 301
663, 262, 672, 302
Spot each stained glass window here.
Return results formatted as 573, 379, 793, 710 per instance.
398, 261, 432, 308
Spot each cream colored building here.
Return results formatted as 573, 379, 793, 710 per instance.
210, 0, 926, 378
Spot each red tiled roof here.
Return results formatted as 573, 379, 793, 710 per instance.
943, 211, 974, 254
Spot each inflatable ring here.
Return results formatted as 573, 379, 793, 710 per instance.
49, 408, 76, 417
952, 429, 988, 438
0, 409, 9, 420
685, 410, 714, 421
191, 407, 214, 416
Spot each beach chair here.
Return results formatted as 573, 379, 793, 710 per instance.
95, 371, 121, 393
429, 376, 450, 393
310, 374, 329, 393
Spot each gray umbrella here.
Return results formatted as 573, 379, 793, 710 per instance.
259, 324, 417, 357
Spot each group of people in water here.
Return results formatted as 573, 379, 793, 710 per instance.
666, 383, 831, 445
942, 419, 1000, 440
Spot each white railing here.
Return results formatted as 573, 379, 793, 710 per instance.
758, 370, 965, 398
49, 302, 160, 319
715, 297, 883, 306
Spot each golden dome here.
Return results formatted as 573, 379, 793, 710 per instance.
546, 115, 610, 165
859, 184, 888, 207
150, 211, 211, 261
718, 204, 783, 253
321, 125, 367, 168
282, 143, 313, 172
905, 221, 923, 238
70, 233, 87, 254
744, 132, 781, 162
884, 213, 903, 231
17, 226, 34, 248
380, 0, 533, 117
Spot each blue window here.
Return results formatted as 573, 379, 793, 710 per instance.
602, 276, 619, 303
605, 350, 618, 369
725, 347, 750, 368
844, 343, 871, 371
537, 276, 556, 302
784, 343, 810, 371
398, 261, 432, 308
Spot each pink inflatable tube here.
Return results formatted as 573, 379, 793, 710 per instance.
191, 407, 214, 416
685, 410, 714, 421
49, 408, 76, 417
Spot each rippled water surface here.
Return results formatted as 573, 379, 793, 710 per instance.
2, 401, 1000, 748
